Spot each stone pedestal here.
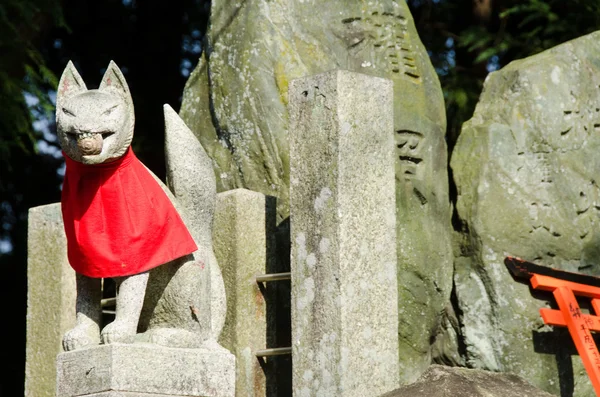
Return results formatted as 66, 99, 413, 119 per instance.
56, 343, 235, 397
289, 70, 399, 396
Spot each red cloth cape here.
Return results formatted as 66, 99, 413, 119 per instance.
61, 147, 197, 278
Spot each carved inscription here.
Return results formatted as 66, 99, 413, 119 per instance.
535, 152, 552, 183
513, 100, 600, 250
395, 129, 423, 181
341, 10, 421, 83
556, 104, 600, 150
575, 180, 600, 240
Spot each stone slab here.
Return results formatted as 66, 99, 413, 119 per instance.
289, 70, 399, 396
25, 203, 76, 397
56, 343, 235, 397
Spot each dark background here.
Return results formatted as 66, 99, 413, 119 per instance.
2, 0, 600, 395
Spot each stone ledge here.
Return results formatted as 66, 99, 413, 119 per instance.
56, 343, 235, 397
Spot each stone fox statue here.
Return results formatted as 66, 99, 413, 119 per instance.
56, 61, 226, 351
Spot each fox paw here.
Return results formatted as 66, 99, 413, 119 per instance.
101, 320, 136, 345
63, 321, 100, 351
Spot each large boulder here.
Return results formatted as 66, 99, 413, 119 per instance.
180, 0, 454, 384
451, 30, 600, 395
380, 365, 555, 397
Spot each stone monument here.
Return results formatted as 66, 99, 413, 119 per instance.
180, 0, 454, 383
289, 70, 399, 396
451, 30, 600, 396
53, 60, 234, 397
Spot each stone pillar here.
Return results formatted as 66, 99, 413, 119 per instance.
289, 70, 399, 396
213, 189, 276, 397
25, 203, 76, 397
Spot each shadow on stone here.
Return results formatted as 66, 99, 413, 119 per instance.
264, 211, 292, 397
532, 329, 575, 397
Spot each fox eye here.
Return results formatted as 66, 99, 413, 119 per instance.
103, 104, 119, 116
62, 107, 75, 117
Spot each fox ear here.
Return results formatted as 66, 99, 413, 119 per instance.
56, 61, 87, 110
99, 61, 132, 99
99, 60, 135, 132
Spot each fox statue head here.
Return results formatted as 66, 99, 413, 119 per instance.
56, 61, 135, 164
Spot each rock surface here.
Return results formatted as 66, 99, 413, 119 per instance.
451, 30, 600, 395
180, 0, 454, 383
380, 365, 555, 397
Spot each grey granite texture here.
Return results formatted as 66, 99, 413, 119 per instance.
451, 30, 600, 395
180, 1, 454, 383
56, 61, 134, 165
213, 189, 276, 397
289, 70, 399, 397
380, 365, 556, 397
56, 343, 235, 397
55, 61, 227, 350
25, 203, 76, 397
62, 273, 102, 351
164, 104, 226, 342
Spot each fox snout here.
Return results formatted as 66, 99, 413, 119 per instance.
75, 131, 103, 156
68, 130, 116, 156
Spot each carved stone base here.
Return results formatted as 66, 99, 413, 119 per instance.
56, 343, 235, 397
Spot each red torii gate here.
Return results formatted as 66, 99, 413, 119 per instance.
505, 256, 600, 395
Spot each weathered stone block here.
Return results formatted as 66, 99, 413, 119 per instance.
180, 0, 447, 222
180, 1, 454, 382
289, 70, 399, 396
213, 189, 276, 397
451, 30, 600, 395
25, 203, 76, 397
56, 343, 235, 397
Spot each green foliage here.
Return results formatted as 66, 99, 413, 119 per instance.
0, 0, 65, 173
0, 9, 66, 391
408, 0, 600, 150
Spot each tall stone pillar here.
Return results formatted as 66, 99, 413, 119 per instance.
289, 70, 399, 396
25, 203, 76, 397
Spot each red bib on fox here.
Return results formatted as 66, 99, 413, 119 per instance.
61, 147, 198, 278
